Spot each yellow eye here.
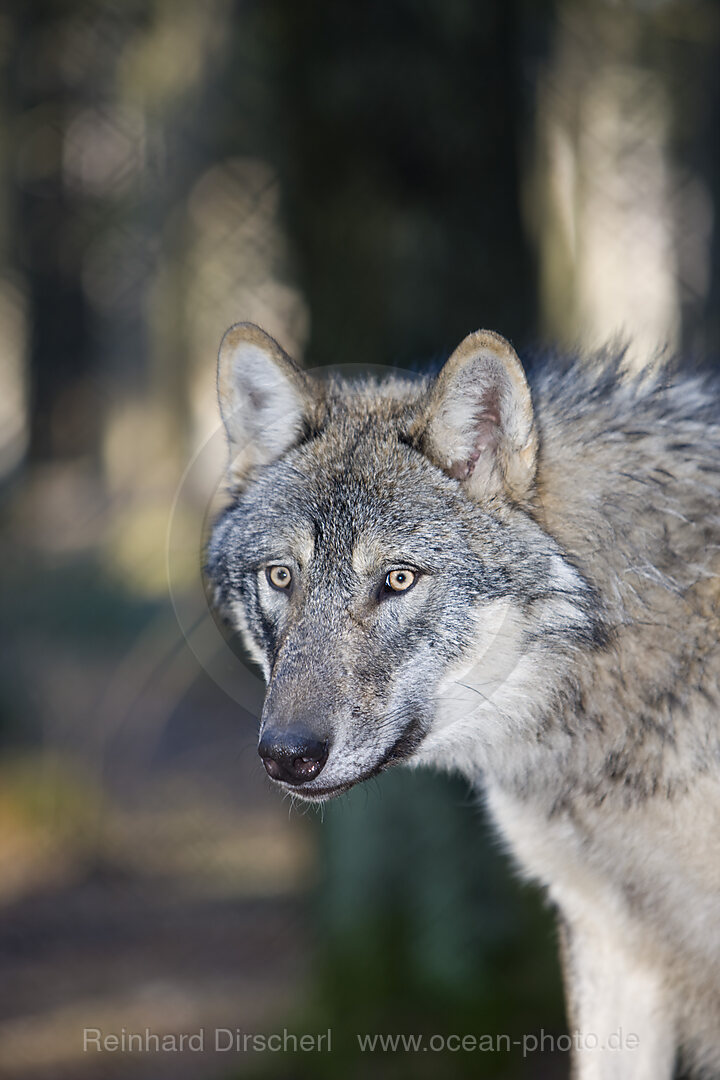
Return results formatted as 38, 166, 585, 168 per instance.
386, 569, 416, 593
267, 565, 292, 590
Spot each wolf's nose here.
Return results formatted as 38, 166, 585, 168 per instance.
258, 730, 329, 785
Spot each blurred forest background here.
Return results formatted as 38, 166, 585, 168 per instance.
0, 1, 719, 1079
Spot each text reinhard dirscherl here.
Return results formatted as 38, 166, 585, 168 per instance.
83, 1029, 332, 1053
83, 1027, 640, 1057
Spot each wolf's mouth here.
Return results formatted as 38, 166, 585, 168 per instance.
288, 779, 359, 802
272, 714, 427, 802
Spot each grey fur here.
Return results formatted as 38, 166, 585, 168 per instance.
207, 324, 720, 1079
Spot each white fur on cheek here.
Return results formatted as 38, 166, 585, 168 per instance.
230, 599, 271, 681
411, 598, 554, 777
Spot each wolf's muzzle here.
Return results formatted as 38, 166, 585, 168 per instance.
258, 729, 329, 786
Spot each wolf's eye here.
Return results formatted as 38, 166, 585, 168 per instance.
267, 565, 292, 591
385, 569, 416, 593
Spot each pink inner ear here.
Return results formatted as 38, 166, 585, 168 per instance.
448, 383, 502, 479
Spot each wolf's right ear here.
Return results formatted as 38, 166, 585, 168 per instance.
419, 330, 537, 504
217, 323, 312, 488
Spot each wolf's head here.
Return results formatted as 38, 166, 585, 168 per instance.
206, 324, 602, 800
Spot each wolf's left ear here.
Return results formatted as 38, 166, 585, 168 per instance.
420, 330, 537, 503
217, 323, 313, 488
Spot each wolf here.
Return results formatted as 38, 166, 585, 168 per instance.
206, 322, 720, 1079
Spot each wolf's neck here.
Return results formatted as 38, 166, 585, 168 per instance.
530, 368, 709, 623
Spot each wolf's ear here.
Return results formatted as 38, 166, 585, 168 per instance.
217, 323, 312, 488
421, 330, 537, 503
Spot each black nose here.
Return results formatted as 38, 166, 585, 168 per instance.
258, 729, 329, 785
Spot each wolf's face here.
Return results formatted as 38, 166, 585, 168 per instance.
207, 325, 601, 800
